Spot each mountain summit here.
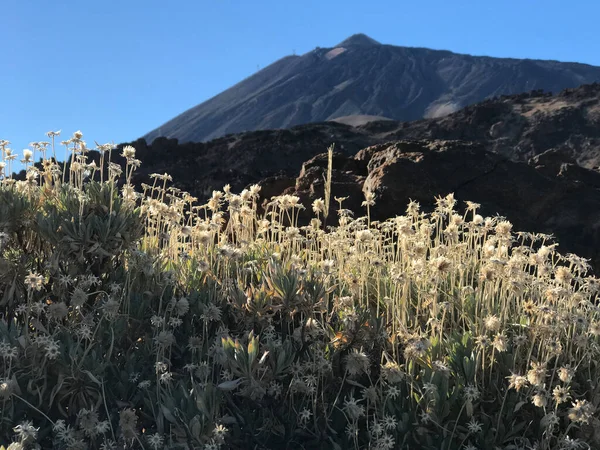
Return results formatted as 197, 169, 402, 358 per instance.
335, 33, 381, 47
143, 34, 600, 144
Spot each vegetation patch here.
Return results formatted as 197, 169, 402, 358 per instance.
0, 132, 599, 449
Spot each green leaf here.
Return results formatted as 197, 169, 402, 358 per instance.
83, 370, 102, 387
161, 405, 177, 424
190, 415, 203, 440
513, 401, 526, 413
217, 379, 242, 391
49, 372, 65, 407
30, 318, 48, 334
346, 379, 366, 389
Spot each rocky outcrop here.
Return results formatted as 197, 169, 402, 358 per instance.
128, 122, 372, 198
264, 140, 600, 271
122, 84, 600, 202
381, 83, 600, 169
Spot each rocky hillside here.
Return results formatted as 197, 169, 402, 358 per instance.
125, 133, 600, 270
378, 82, 600, 169
143, 34, 600, 144
129, 83, 600, 198
18, 84, 598, 269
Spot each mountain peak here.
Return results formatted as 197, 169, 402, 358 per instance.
335, 33, 381, 48
144, 39, 600, 146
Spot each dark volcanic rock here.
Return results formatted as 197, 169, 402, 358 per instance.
383, 83, 600, 169
264, 140, 600, 271
127, 84, 600, 202
143, 34, 600, 144
130, 122, 372, 198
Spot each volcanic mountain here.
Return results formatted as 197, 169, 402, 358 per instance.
143, 33, 600, 143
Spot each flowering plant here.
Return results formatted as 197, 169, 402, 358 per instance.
0, 132, 599, 449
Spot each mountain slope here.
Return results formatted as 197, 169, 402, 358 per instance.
373, 82, 600, 169
143, 33, 600, 143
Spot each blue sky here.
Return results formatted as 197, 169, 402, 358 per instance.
2, 0, 599, 171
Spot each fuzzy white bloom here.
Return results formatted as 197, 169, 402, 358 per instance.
22, 149, 33, 162
356, 229, 373, 243
483, 314, 501, 332
121, 145, 136, 159
249, 183, 261, 197
344, 349, 370, 376
13, 421, 39, 441
312, 198, 326, 214
532, 392, 548, 408
146, 432, 164, 449
343, 395, 365, 420
507, 373, 528, 392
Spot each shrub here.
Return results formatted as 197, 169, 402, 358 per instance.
0, 132, 599, 449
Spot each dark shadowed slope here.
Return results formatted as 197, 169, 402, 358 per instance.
143, 33, 600, 143
373, 82, 600, 169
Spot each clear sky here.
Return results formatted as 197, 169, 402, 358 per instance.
2, 0, 599, 171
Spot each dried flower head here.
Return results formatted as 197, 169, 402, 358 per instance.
527, 362, 547, 387
568, 399, 595, 424
484, 315, 501, 332
345, 349, 370, 376
507, 373, 528, 392
558, 365, 575, 384
13, 421, 39, 442
25, 272, 44, 291
121, 145, 136, 159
